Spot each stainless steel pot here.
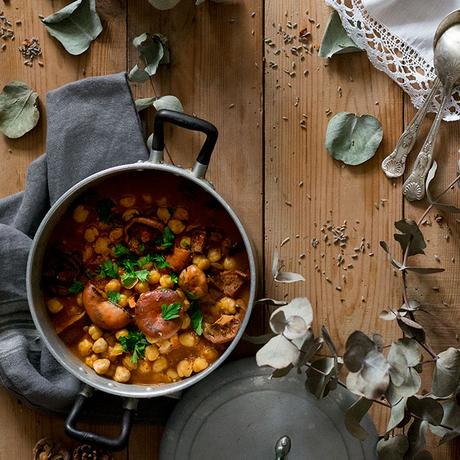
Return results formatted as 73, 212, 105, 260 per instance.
26, 110, 257, 450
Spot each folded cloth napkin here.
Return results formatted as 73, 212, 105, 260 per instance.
0, 73, 152, 413
327, 0, 460, 120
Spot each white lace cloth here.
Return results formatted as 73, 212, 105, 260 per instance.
326, 0, 460, 121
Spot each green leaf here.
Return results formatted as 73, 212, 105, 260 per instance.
135, 269, 150, 283
135, 95, 184, 113
96, 198, 116, 223
189, 301, 203, 335
148, 0, 182, 10
319, 10, 361, 58
41, 0, 102, 56
325, 112, 383, 165
432, 348, 460, 398
114, 244, 131, 258
169, 271, 179, 285
119, 330, 148, 364
376, 436, 409, 460
157, 226, 175, 249
121, 271, 137, 288
0, 81, 39, 139
344, 397, 372, 441
128, 32, 169, 82
152, 254, 169, 269
306, 357, 337, 399
394, 219, 426, 257
386, 398, 408, 432
107, 290, 121, 305
98, 260, 118, 279
68, 280, 84, 294
161, 302, 182, 320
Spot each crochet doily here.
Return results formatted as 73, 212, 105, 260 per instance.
326, 0, 460, 121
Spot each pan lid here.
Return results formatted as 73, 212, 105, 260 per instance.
160, 358, 377, 460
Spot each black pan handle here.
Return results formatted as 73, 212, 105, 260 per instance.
64, 386, 137, 451
150, 109, 218, 178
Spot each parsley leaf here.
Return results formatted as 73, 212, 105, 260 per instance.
68, 280, 84, 294
107, 290, 121, 304
170, 272, 179, 286
121, 271, 137, 287
152, 254, 169, 269
96, 198, 116, 223
135, 269, 150, 282
121, 258, 138, 272
118, 330, 148, 364
189, 300, 203, 335
98, 260, 118, 279
138, 254, 154, 267
157, 227, 175, 249
114, 244, 131, 258
161, 302, 182, 320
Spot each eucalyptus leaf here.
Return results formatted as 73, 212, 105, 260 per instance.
407, 419, 429, 460
426, 162, 460, 213
325, 112, 383, 166
407, 396, 444, 426
254, 298, 288, 307
306, 357, 336, 399
404, 266, 445, 274
135, 95, 184, 113
272, 250, 305, 284
42, 0, 102, 55
271, 364, 294, 378
242, 332, 276, 345
343, 331, 376, 372
432, 348, 460, 398
295, 332, 323, 368
319, 11, 361, 58
430, 400, 460, 443
344, 397, 372, 440
255, 335, 299, 369
387, 397, 408, 432
394, 219, 426, 257
321, 326, 338, 357
128, 65, 150, 83
380, 310, 397, 321
0, 81, 39, 138
401, 300, 421, 312
397, 318, 426, 343
148, 0, 182, 10
376, 436, 409, 460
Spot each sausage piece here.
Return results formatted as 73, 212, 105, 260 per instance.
166, 247, 191, 272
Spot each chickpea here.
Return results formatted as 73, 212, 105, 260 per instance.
142, 193, 153, 204
193, 357, 209, 373
148, 269, 161, 285
114, 366, 131, 383
159, 274, 174, 289
120, 195, 136, 208
78, 338, 94, 357
152, 356, 168, 372
76, 292, 83, 306
47, 298, 63, 314
157, 339, 173, 354
135, 281, 150, 293
85, 353, 98, 367
93, 358, 111, 375
179, 332, 197, 347
201, 346, 219, 362
216, 297, 237, 314
115, 329, 129, 340
177, 359, 193, 378
84, 226, 99, 243
173, 207, 189, 221
145, 345, 160, 362
166, 368, 179, 381
181, 314, 191, 330
168, 219, 186, 235
88, 325, 103, 341
92, 337, 108, 354
180, 236, 191, 249
223, 256, 238, 271
73, 205, 89, 223
146, 335, 160, 344
118, 294, 128, 308
157, 207, 171, 223
108, 343, 124, 359
122, 208, 140, 221
137, 360, 151, 374
105, 279, 121, 293
109, 227, 123, 243
207, 248, 222, 263
94, 237, 111, 255
82, 245, 93, 262
192, 255, 211, 271
122, 355, 137, 371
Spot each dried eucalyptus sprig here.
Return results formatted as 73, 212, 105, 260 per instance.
255, 166, 460, 459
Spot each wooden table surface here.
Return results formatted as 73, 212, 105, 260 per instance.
1, 0, 459, 458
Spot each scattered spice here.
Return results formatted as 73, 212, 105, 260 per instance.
19, 37, 42, 66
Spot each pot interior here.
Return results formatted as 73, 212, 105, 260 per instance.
28, 165, 257, 398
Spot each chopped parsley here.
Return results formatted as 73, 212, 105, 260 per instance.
135, 269, 150, 283
161, 302, 182, 320
114, 244, 131, 258
152, 254, 169, 269
121, 271, 138, 287
137, 254, 154, 268
98, 260, 119, 279
119, 330, 148, 364
189, 301, 203, 335
96, 198, 116, 223
107, 291, 121, 304
68, 280, 84, 294
170, 272, 179, 286
157, 227, 175, 250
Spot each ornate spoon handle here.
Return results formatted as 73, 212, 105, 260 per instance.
274, 436, 291, 460
381, 78, 441, 178
403, 83, 453, 201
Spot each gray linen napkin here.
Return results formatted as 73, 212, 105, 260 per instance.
0, 72, 149, 412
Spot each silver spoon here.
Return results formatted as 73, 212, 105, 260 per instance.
381, 78, 441, 178
274, 435, 291, 460
403, 12, 460, 201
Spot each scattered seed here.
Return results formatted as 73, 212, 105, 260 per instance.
280, 237, 290, 247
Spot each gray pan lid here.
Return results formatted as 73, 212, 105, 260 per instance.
160, 358, 378, 460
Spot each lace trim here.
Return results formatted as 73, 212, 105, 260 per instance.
326, 0, 460, 121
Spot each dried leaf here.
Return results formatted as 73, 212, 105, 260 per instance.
405, 266, 445, 274
306, 357, 336, 399
42, 0, 102, 55
407, 419, 429, 459
242, 332, 276, 345
343, 331, 376, 372
319, 10, 361, 58
432, 348, 460, 398
0, 81, 39, 138
426, 162, 460, 213
394, 219, 426, 257
400, 300, 421, 312
325, 112, 383, 165
407, 396, 444, 426
136, 95, 184, 113
272, 250, 305, 284
376, 436, 409, 460
430, 400, 460, 443
387, 398, 408, 432
128, 65, 150, 83
254, 298, 288, 307
271, 364, 293, 378
256, 335, 299, 369
344, 397, 373, 440
321, 326, 338, 357
397, 318, 426, 343
295, 331, 323, 367
380, 310, 397, 321
148, 0, 182, 10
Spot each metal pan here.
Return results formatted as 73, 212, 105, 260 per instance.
26, 110, 257, 450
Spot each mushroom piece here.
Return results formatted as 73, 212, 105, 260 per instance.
124, 217, 164, 254
179, 265, 208, 299
82, 283, 131, 330
135, 288, 183, 339
203, 314, 241, 344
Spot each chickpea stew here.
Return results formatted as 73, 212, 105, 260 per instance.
42, 171, 250, 385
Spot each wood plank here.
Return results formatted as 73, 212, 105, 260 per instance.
0, 0, 128, 458
264, 0, 403, 434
